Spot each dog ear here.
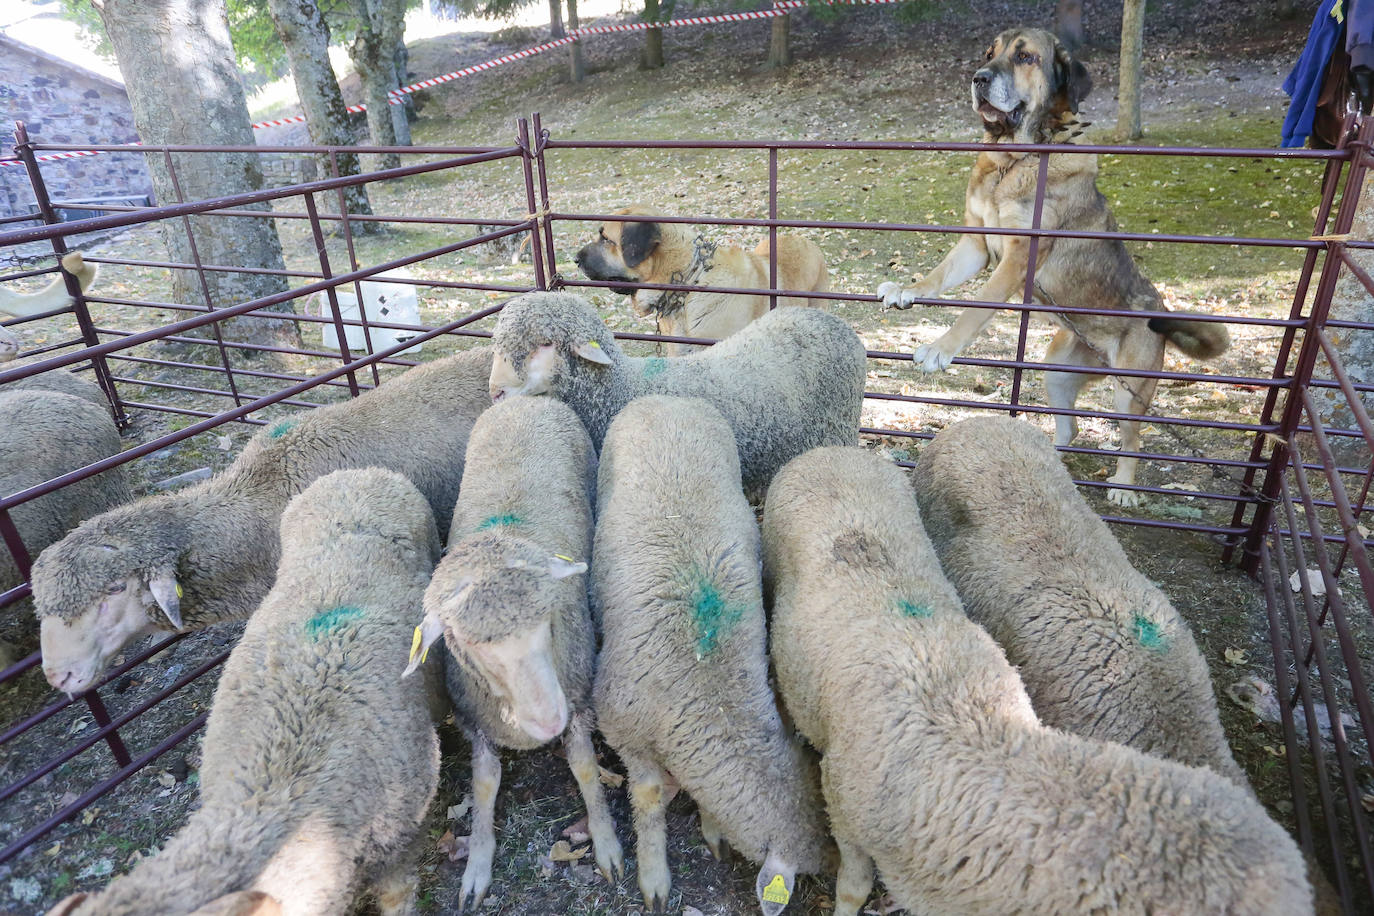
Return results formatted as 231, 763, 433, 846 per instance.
619, 220, 660, 268
1053, 46, 1093, 113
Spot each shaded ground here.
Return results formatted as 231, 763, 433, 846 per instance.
3, 0, 1373, 913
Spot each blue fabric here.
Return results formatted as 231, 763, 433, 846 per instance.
1282, 0, 1344, 147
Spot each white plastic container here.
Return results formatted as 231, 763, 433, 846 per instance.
316, 269, 424, 356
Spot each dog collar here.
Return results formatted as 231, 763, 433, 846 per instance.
656, 234, 718, 316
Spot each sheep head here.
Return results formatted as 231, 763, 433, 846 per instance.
488, 292, 617, 402
32, 509, 187, 695
0, 325, 18, 361
407, 531, 585, 743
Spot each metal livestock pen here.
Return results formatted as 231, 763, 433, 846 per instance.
0, 113, 1371, 912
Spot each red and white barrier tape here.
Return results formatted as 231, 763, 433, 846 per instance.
2, 0, 897, 167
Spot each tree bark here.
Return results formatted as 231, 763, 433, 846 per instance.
640, 0, 664, 70
1055, 0, 1084, 51
347, 0, 410, 169
767, 13, 791, 69
1117, 0, 1145, 141
266, 0, 374, 226
566, 0, 585, 82
548, 0, 565, 38
94, 0, 298, 352
1314, 177, 1374, 463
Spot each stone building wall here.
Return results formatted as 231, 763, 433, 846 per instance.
0, 34, 154, 221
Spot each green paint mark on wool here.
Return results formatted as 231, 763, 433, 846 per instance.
642, 356, 668, 380
689, 573, 745, 659
477, 513, 523, 531
304, 605, 364, 639
895, 599, 932, 619
1132, 614, 1168, 651
268, 417, 299, 439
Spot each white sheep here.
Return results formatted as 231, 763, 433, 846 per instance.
592, 395, 832, 915
762, 445, 1312, 916
911, 416, 1245, 781
33, 347, 493, 694
45, 467, 443, 916
0, 252, 98, 362
404, 395, 622, 908
487, 291, 866, 499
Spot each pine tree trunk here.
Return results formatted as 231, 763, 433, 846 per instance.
566, 0, 585, 82
347, 0, 410, 169
1055, 0, 1084, 51
266, 0, 374, 226
1117, 0, 1145, 141
548, 0, 565, 38
390, 29, 412, 148
767, 14, 791, 69
94, 0, 298, 352
640, 0, 664, 70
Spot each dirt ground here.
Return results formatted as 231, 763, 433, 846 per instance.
2, 0, 1373, 913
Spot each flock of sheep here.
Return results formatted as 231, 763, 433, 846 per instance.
2, 288, 1325, 915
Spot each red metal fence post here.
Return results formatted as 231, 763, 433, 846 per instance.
302, 191, 361, 397
517, 118, 550, 291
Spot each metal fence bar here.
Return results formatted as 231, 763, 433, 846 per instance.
328, 150, 382, 388
302, 191, 360, 397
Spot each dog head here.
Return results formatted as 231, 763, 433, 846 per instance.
574, 205, 664, 306
971, 28, 1092, 141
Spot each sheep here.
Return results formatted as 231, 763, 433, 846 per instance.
761, 445, 1312, 916
591, 395, 832, 915
487, 291, 866, 500
2, 368, 111, 407
403, 395, 622, 909
0, 390, 131, 627
45, 467, 442, 916
910, 416, 1245, 782
1, 252, 99, 362
33, 346, 493, 695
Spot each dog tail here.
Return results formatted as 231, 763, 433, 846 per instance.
1148, 314, 1230, 360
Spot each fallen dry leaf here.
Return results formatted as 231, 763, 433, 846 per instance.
437, 830, 470, 863
1288, 568, 1327, 596
1223, 647, 1248, 666
1361, 794, 1374, 814
550, 839, 588, 862
156, 771, 176, 789
598, 766, 624, 788
447, 794, 472, 822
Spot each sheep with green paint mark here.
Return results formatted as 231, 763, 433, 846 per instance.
406, 394, 621, 910
762, 445, 1312, 916
34, 347, 493, 695
591, 396, 831, 916
488, 291, 865, 500
47, 468, 442, 916
911, 416, 1247, 783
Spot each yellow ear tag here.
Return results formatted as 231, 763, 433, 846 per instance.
409, 625, 424, 666
175, 583, 183, 598
587, 340, 601, 348
554, 553, 574, 562
761, 875, 790, 906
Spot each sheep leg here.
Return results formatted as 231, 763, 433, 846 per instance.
459, 734, 501, 913
564, 711, 625, 881
699, 807, 730, 861
831, 833, 875, 916
625, 751, 672, 914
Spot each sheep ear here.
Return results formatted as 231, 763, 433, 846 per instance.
403, 612, 445, 678
46, 892, 90, 916
573, 340, 612, 365
548, 554, 587, 579
147, 573, 184, 630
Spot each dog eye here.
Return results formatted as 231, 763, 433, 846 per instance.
985, 49, 993, 61
107, 582, 126, 595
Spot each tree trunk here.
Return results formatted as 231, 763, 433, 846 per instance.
566, 0, 585, 82
347, 0, 410, 169
94, 0, 298, 352
1117, 0, 1145, 141
640, 0, 664, 70
1055, 0, 1084, 52
1314, 176, 1374, 463
266, 0, 374, 227
767, 14, 791, 69
548, 0, 565, 38
391, 29, 412, 148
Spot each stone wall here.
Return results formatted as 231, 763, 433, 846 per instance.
0, 35, 154, 221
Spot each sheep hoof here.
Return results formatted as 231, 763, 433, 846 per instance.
456, 864, 491, 914
595, 840, 625, 883
706, 836, 730, 861
642, 892, 667, 914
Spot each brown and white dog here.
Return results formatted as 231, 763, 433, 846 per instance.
575, 205, 830, 355
877, 28, 1229, 507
